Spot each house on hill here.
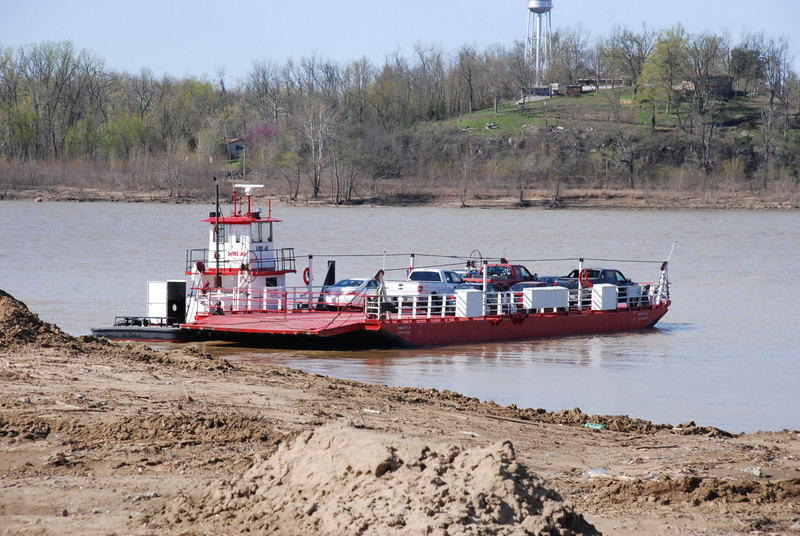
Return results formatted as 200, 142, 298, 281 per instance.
672, 75, 733, 96
224, 138, 244, 161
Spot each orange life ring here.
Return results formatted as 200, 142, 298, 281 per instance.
196, 260, 206, 273
302, 267, 310, 285
578, 269, 589, 286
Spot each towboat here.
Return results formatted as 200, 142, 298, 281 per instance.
92, 184, 671, 348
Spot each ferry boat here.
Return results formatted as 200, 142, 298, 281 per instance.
91, 184, 671, 347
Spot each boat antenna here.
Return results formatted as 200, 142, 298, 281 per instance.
666, 240, 677, 262
214, 176, 222, 288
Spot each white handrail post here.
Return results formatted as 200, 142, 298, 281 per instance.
577, 257, 584, 311
482, 259, 488, 316
307, 255, 314, 310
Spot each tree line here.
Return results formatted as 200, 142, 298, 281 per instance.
1, 26, 798, 203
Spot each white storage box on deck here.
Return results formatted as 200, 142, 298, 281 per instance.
456, 289, 484, 317
522, 286, 569, 310
147, 280, 186, 323
147, 281, 167, 318
591, 284, 618, 311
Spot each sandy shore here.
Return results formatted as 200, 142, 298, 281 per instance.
2, 289, 799, 535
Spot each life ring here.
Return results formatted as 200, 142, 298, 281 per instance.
578, 269, 589, 286
196, 260, 206, 273
302, 267, 310, 285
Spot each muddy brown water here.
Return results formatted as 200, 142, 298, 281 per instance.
2, 201, 798, 433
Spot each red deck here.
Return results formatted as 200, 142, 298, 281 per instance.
184, 310, 367, 338
182, 304, 669, 348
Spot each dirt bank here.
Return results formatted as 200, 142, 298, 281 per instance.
5, 185, 799, 210
1, 289, 799, 535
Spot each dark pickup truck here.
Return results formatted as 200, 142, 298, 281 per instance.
464, 263, 538, 290
540, 268, 636, 289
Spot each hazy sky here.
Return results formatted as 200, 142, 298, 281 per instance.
2, 0, 798, 82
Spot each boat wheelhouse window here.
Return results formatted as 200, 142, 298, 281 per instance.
251, 222, 272, 243
214, 224, 227, 242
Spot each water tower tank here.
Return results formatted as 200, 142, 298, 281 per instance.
528, 0, 552, 13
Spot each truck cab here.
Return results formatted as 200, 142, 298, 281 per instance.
464, 263, 537, 290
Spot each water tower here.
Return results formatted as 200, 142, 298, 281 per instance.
525, 0, 553, 86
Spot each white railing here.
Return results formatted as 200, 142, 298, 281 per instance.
189, 282, 668, 320
192, 285, 322, 317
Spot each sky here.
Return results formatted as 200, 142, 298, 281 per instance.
2, 0, 798, 83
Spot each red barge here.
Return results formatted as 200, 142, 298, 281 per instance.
92, 184, 671, 348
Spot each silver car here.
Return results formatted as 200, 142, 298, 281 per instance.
322, 278, 380, 309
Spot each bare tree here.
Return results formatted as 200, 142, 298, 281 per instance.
684, 32, 726, 174
505, 40, 532, 101
482, 44, 512, 114
551, 26, 590, 84
455, 45, 479, 114
341, 56, 375, 124
410, 44, 447, 120
607, 25, 654, 95
729, 37, 764, 98
296, 95, 338, 197
247, 60, 283, 127
758, 34, 794, 136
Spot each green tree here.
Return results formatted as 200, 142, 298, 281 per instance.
637, 25, 689, 127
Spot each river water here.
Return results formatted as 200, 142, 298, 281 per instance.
2, 200, 798, 433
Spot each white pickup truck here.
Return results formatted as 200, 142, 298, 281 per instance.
382, 268, 464, 302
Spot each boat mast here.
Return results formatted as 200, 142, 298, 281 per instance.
213, 177, 222, 288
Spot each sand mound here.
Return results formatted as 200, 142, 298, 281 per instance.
0, 289, 76, 350
161, 423, 598, 535
0, 288, 231, 369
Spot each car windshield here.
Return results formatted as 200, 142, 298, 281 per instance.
409, 271, 440, 282
331, 279, 365, 287
566, 269, 600, 279
486, 266, 512, 277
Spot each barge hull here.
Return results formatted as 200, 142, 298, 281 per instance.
90, 326, 197, 342
179, 305, 669, 348
368, 306, 669, 347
